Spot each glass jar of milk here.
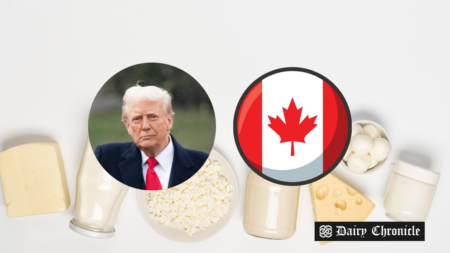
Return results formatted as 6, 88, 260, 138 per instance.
384, 160, 440, 221
69, 138, 129, 238
243, 170, 300, 239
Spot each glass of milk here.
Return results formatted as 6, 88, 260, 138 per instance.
69, 137, 129, 238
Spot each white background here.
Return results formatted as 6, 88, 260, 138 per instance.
1, 1, 449, 252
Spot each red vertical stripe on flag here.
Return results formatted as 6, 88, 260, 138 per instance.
238, 81, 263, 172
323, 81, 349, 172
323, 81, 338, 151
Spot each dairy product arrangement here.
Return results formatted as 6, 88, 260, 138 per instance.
146, 158, 233, 236
0, 142, 70, 217
0, 81, 441, 247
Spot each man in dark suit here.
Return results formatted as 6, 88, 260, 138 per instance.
94, 84, 209, 190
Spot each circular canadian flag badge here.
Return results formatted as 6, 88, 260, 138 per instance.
234, 68, 351, 185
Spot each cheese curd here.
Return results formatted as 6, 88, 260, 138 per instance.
147, 158, 233, 236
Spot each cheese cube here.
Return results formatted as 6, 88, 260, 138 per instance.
309, 173, 375, 245
0, 142, 70, 217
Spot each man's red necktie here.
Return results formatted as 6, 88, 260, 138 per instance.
145, 157, 162, 191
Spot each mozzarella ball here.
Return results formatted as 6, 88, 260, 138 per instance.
350, 135, 375, 155
347, 152, 357, 162
363, 124, 382, 139
370, 138, 391, 161
347, 154, 372, 173
369, 157, 378, 168
351, 124, 364, 138
343, 145, 352, 161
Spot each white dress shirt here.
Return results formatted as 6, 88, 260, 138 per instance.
141, 135, 174, 189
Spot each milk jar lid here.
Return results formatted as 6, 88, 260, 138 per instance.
393, 160, 440, 185
69, 219, 115, 239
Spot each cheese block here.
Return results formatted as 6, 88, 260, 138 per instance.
0, 142, 70, 217
309, 173, 375, 245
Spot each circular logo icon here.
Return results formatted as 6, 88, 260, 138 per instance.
319, 225, 333, 238
234, 67, 351, 185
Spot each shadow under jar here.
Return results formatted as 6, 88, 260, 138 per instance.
243, 170, 300, 239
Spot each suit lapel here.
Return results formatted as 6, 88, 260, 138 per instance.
168, 135, 196, 188
118, 143, 145, 190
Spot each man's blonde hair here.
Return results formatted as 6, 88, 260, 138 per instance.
121, 83, 175, 122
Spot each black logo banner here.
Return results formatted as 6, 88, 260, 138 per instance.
315, 222, 425, 241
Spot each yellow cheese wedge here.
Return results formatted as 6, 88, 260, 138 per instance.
309, 173, 375, 245
0, 142, 70, 217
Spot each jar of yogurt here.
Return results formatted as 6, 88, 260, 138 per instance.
384, 160, 440, 221
69, 137, 129, 238
243, 170, 300, 239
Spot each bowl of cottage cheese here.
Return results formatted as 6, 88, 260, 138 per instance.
137, 149, 238, 243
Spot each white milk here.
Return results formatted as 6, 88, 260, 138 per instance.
69, 137, 129, 238
243, 170, 300, 239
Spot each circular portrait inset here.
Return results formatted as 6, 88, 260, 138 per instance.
89, 63, 216, 190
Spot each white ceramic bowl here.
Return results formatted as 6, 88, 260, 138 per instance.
341, 120, 392, 175
136, 149, 239, 243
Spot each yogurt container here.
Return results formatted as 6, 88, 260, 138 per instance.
384, 160, 440, 221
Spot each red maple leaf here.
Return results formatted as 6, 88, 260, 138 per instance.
268, 98, 318, 156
